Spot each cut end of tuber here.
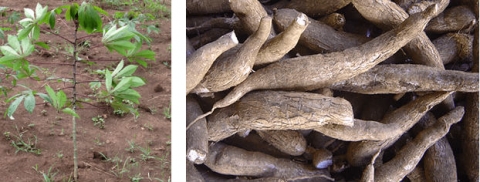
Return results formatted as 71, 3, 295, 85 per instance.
229, 31, 239, 44
296, 13, 308, 26
187, 150, 207, 164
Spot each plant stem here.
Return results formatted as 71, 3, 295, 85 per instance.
72, 21, 79, 181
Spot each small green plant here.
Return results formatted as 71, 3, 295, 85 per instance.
130, 173, 143, 182
8, 126, 41, 155
94, 137, 105, 146
143, 123, 154, 131
138, 145, 156, 161
125, 139, 136, 153
0, 2, 156, 180
92, 115, 106, 129
56, 151, 64, 159
163, 105, 171, 119
33, 164, 58, 182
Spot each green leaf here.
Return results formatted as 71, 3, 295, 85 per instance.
111, 60, 124, 77
24, 7, 35, 19
56, 90, 67, 109
116, 65, 137, 78
45, 85, 57, 108
37, 93, 52, 104
34, 3, 48, 24
0, 45, 20, 57
115, 89, 141, 104
35, 42, 50, 50
130, 77, 145, 87
112, 77, 132, 93
62, 108, 79, 118
17, 24, 34, 40
105, 69, 112, 92
48, 10, 56, 29
7, 35, 21, 52
78, 2, 102, 34
21, 38, 34, 55
23, 92, 35, 113
6, 95, 25, 118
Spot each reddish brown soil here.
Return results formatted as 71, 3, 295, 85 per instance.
0, 0, 171, 181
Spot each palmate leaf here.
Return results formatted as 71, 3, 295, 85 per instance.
78, 2, 102, 34
17, 3, 48, 40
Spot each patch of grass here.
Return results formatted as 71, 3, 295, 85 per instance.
33, 164, 58, 182
125, 139, 136, 153
8, 126, 41, 155
130, 173, 143, 182
138, 145, 156, 161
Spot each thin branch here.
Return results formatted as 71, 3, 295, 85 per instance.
31, 61, 73, 66
40, 30, 74, 44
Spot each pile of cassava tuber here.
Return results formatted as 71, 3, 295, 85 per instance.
186, 0, 479, 181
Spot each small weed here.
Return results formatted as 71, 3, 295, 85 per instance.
143, 123, 154, 131
162, 61, 171, 69
125, 140, 136, 153
130, 173, 143, 182
33, 164, 58, 182
94, 137, 105, 146
92, 115, 106, 129
163, 105, 171, 119
138, 145, 156, 161
56, 151, 64, 159
3, 131, 10, 140
8, 126, 41, 155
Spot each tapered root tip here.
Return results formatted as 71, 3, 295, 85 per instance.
229, 31, 239, 44
424, 4, 439, 17
296, 13, 308, 26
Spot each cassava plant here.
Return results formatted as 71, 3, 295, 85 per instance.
0, 2, 155, 180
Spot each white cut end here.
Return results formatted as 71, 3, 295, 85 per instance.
296, 13, 307, 26
187, 150, 206, 164
9, 116, 14, 120
230, 31, 239, 44
315, 159, 333, 169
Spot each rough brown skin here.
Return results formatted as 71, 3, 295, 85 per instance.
407, 166, 428, 182
229, 0, 272, 37
186, 96, 209, 164
256, 130, 307, 156
374, 106, 465, 182
223, 131, 291, 159
417, 112, 457, 182
426, 5, 477, 34
330, 64, 479, 94
204, 142, 331, 180
190, 28, 232, 49
186, 0, 231, 15
351, 0, 448, 68
186, 31, 238, 94
192, 5, 440, 123
462, 25, 479, 182
186, 17, 239, 36
284, 0, 351, 18
360, 150, 381, 182
318, 12, 346, 31
205, 90, 354, 141
192, 17, 271, 95
273, 8, 370, 53
346, 92, 452, 165
316, 92, 451, 142
433, 33, 473, 64
187, 160, 205, 182
255, 13, 310, 66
